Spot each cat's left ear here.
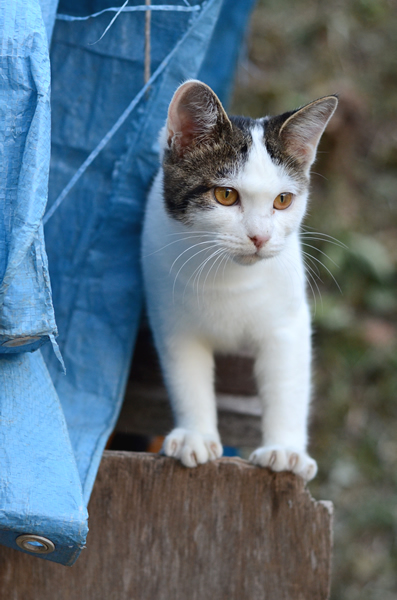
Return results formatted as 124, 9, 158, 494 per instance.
166, 80, 232, 156
278, 96, 338, 172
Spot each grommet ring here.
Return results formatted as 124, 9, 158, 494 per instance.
2, 336, 41, 348
16, 534, 55, 555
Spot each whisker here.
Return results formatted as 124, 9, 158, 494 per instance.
302, 251, 342, 295
170, 240, 218, 274
302, 260, 317, 314
301, 242, 340, 269
182, 252, 213, 304
184, 251, 214, 293
310, 171, 328, 181
222, 251, 232, 281
303, 259, 324, 313
300, 231, 348, 249
309, 267, 323, 305
166, 231, 216, 237
213, 250, 230, 284
194, 248, 224, 305
301, 225, 348, 245
300, 235, 347, 250
303, 253, 322, 279
172, 244, 219, 302
202, 249, 228, 290
304, 261, 321, 315
192, 248, 222, 292
274, 253, 297, 293
275, 252, 307, 308
144, 234, 218, 258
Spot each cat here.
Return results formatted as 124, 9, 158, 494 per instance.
141, 80, 337, 481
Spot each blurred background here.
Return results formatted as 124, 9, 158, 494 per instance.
230, 0, 397, 598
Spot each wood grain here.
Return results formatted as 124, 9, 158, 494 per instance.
0, 451, 332, 600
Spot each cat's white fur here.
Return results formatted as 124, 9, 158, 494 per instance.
142, 83, 336, 481
142, 133, 316, 480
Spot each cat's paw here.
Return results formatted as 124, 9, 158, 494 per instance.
249, 445, 318, 481
163, 428, 223, 468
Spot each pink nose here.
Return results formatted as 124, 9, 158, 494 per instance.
249, 234, 270, 250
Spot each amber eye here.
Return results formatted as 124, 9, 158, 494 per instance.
214, 187, 239, 206
273, 192, 293, 210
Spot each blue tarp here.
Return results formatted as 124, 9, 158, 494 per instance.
0, 0, 256, 565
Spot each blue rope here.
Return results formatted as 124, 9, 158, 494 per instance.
89, 0, 130, 45
57, 4, 201, 21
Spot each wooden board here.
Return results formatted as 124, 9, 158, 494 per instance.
117, 383, 263, 447
0, 451, 332, 600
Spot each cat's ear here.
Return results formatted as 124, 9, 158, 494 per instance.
278, 96, 338, 171
166, 80, 232, 156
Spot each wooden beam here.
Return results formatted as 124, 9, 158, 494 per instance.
116, 326, 262, 446
0, 451, 332, 600
117, 383, 262, 446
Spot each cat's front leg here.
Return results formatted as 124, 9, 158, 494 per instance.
250, 308, 317, 481
159, 335, 223, 467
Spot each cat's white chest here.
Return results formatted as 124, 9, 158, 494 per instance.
178, 257, 305, 352
142, 176, 307, 355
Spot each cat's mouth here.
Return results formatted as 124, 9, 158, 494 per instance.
232, 252, 264, 266
232, 248, 280, 265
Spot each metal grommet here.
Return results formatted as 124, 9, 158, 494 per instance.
2, 336, 41, 348
16, 534, 55, 555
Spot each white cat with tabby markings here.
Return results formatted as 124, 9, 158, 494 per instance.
142, 80, 337, 481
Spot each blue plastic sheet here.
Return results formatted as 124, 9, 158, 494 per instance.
0, 0, 256, 565
0, 0, 87, 566
0, 0, 57, 354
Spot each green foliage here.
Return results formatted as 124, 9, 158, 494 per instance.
232, 1, 397, 597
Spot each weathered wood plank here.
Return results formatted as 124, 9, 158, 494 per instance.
0, 451, 332, 600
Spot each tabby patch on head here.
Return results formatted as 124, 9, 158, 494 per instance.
163, 80, 337, 228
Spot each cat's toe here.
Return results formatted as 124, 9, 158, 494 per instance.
163, 428, 222, 468
180, 437, 209, 467
298, 456, 317, 481
205, 439, 223, 460
249, 446, 288, 471
286, 450, 317, 480
163, 428, 186, 457
249, 446, 317, 481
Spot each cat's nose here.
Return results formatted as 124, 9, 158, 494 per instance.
249, 234, 270, 250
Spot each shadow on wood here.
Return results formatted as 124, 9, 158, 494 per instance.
0, 451, 332, 600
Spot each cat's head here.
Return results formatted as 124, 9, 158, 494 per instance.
162, 80, 337, 265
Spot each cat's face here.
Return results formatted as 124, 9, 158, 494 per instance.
162, 81, 337, 265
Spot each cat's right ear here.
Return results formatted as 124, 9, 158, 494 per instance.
166, 80, 231, 156
277, 96, 338, 172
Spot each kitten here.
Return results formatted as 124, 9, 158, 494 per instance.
142, 80, 337, 481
